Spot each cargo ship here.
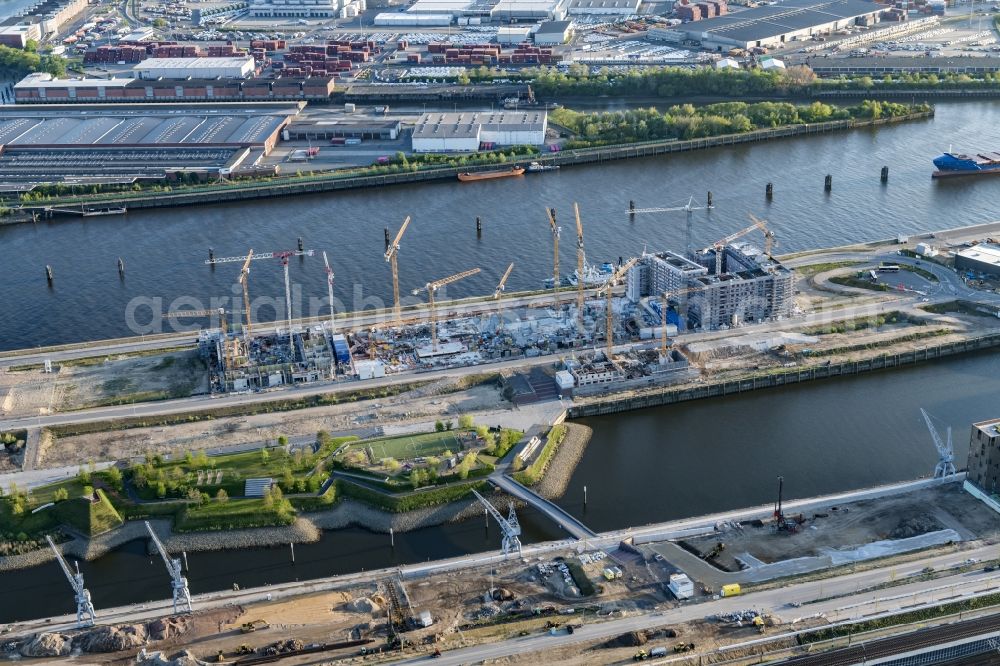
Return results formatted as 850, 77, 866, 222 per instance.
457, 166, 525, 182
932, 151, 1000, 178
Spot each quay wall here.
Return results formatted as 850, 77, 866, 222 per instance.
8, 111, 933, 222
569, 333, 1000, 418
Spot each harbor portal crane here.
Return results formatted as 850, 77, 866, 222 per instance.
749, 214, 777, 256
921, 408, 956, 478
574, 203, 586, 324
145, 521, 193, 614
412, 267, 481, 352
702, 218, 768, 276
471, 489, 522, 557
545, 207, 560, 303
627, 196, 712, 259
493, 262, 514, 332
323, 251, 336, 333
46, 535, 96, 627
385, 216, 411, 326
596, 257, 640, 358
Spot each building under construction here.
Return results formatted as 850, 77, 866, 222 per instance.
627, 242, 794, 331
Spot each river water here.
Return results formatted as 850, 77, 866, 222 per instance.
2, 102, 1000, 351
3, 101, 1000, 622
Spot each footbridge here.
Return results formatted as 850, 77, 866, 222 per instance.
489, 474, 596, 540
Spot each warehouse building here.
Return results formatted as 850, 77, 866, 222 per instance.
133, 57, 257, 80
567, 0, 640, 15
250, 0, 340, 18
0, 22, 42, 49
411, 111, 547, 152
490, 0, 567, 20
809, 56, 1000, 76
14, 73, 334, 104
284, 118, 401, 140
534, 20, 573, 44
670, 0, 883, 51
955, 244, 1000, 278
0, 103, 300, 190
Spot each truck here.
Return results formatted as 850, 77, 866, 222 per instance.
720, 583, 741, 597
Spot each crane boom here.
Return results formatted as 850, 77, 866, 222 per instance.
46, 535, 96, 627
546, 207, 560, 303
628, 196, 709, 258
145, 521, 193, 614
703, 218, 766, 275
205, 250, 313, 264
323, 251, 336, 333
494, 262, 515, 332
412, 268, 481, 351
749, 213, 777, 256
471, 489, 522, 557
574, 203, 586, 324
238, 249, 254, 338
597, 257, 640, 358
384, 216, 411, 325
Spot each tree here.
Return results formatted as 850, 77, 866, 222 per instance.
156, 481, 167, 499
215, 488, 229, 503
445, 420, 453, 431
54, 487, 69, 502
261, 448, 270, 464
262, 487, 274, 508
194, 450, 209, 468
23, 39, 37, 53
77, 466, 91, 485
271, 485, 283, 501
435, 420, 445, 432
184, 451, 194, 465
458, 414, 474, 430
383, 457, 401, 473
277, 435, 288, 447
105, 466, 123, 491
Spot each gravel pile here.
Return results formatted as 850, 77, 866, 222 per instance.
534, 423, 593, 500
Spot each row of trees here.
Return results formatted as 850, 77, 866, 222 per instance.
551, 100, 926, 146
0, 44, 66, 78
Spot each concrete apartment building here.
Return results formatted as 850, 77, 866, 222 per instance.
967, 418, 1000, 494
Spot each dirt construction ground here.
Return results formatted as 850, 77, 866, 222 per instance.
36, 379, 505, 468
0, 350, 209, 418
682, 483, 1000, 570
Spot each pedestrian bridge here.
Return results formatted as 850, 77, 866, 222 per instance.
490, 474, 596, 540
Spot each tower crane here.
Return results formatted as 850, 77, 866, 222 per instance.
702, 218, 768, 276
205, 248, 314, 345
596, 257, 640, 358
323, 251, 336, 333
46, 535, 96, 627
412, 267, 481, 351
471, 489, 522, 557
144, 521, 193, 614
749, 213, 777, 256
493, 262, 514, 332
238, 250, 254, 339
574, 203, 586, 323
385, 216, 411, 326
921, 408, 956, 478
627, 196, 712, 259
545, 207, 560, 303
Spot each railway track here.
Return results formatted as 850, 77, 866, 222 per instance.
777, 612, 1000, 666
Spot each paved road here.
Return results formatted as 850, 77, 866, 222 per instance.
392, 542, 1000, 665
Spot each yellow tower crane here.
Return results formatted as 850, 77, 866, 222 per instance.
545, 207, 560, 303
574, 203, 586, 323
238, 250, 254, 339
596, 257, 639, 359
749, 213, 777, 256
493, 262, 514, 331
412, 267, 482, 352
703, 218, 768, 276
384, 216, 411, 326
